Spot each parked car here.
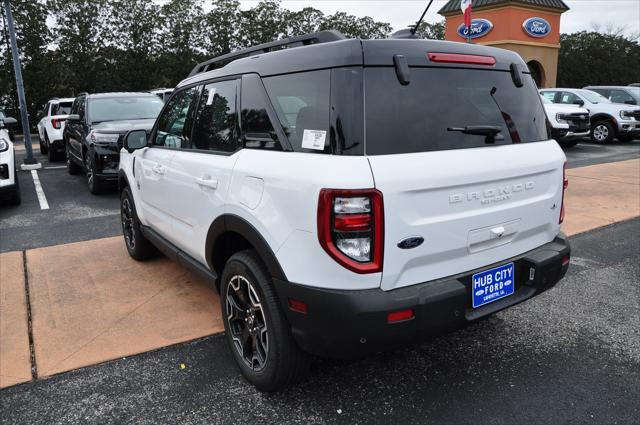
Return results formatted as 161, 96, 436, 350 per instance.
0, 109, 15, 141
64, 92, 164, 194
150, 88, 173, 103
584, 86, 640, 106
540, 95, 590, 147
36, 97, 75, 161
119, 31, 571, 391
540, 88, 640, 143
0, 114, 20, 205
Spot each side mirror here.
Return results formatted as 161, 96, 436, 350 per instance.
123, 129, 148, 153
624, 100, 637, 105
67, 114, 80, 122
573, 99, 584, 106
0, 116, 17, 127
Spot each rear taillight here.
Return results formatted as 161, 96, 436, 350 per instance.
51, 118, 66, 129
559, 161, 568, 224
318, 189, 384, 274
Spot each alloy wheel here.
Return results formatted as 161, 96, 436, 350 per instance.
593, 124, 609, 142
85, 155, 94, 187
226, 275, 269, 371
121, 197, 135, 249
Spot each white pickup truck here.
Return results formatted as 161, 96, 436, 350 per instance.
540, 95, 590, 147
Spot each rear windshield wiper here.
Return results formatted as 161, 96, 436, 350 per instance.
447, 125, 504, 144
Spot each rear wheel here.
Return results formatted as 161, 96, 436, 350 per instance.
46, 135, 57, 161
39, 132, 48, 155
221, 250, 310, 392
66, 144, 81, 175
591, 121, 615, 144
120, 186, 156, 260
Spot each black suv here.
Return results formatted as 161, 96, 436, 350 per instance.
64, 92, 164, 194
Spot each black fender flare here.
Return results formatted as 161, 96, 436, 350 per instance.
205, 214, 287, 282
118, 169, 130, 193
590, 113, 617, 126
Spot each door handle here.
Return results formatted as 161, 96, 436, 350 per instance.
152, 164, 166, 175
196, 177, 218, 190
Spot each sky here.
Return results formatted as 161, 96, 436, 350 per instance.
234, 0, 640, 38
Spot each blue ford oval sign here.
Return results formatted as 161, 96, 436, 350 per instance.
522, 17, 551, 38
457, 19, 493, 39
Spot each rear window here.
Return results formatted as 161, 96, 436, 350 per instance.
51, 102, 73, 116
88, 96, 164, 123
263, 70, 331, 153
364, 67, 549, 155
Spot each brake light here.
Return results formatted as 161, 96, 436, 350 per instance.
559, 161, 568, 224
51, 118, 66, 129
318, 189, 384, 274
428, 52, 496, 66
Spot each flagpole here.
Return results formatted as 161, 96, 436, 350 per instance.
467, 0, 472, 43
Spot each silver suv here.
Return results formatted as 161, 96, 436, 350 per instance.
584, 86, 640, 106
540, 88, 640, 143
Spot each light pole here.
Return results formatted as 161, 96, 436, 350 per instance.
3, 0, 40, 169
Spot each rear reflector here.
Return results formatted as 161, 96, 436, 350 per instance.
288, 298, 307, 314
561, 255, 570, 266
334, 214, 371, 231
428, 52, 496, 66
387, 309, 414, 324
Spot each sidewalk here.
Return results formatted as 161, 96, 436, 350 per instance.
1, 158, 638, 388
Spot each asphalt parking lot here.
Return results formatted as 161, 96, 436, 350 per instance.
1, 218, 638, 425
0, 138, 639, 424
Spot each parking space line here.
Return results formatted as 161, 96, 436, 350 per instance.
30, 170, 50, 210
44, 166, 66, 170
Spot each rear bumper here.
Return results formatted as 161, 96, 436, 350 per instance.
274, 234, 570, 358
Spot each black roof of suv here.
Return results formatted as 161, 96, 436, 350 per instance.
179, 31, 530, 89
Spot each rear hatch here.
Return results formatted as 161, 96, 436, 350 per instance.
362, 40, 565, 291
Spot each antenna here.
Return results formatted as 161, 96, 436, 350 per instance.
410, 0, 435, 35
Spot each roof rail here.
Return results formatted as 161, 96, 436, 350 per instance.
187, 30, 346, 77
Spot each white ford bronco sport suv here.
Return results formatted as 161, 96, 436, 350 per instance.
118, 31, 571, 391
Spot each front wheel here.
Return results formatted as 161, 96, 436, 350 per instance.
39, 132, 48, 155
120, 187, 156, 260
591, 121, 615, 144
85, 153, 105, 195
221, 250, 310, 392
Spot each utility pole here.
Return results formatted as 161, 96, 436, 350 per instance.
3, 0, 40, 168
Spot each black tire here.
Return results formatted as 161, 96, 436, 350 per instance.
10, 170, 21, 205
39, 133, 48, 155
120, 186, 156, 260
46, 135, 58, 162
590, 121, 615, 144
221, 250, 310, 392
85, 152, 105, 195
66, 144, 81, 175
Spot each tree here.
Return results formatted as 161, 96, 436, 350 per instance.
319, 12, 392, 39
557, 31, 640, 87
203, 0, 241, 56
285, 7, 324, 37
237, 0, 287, 47
415, 21, 445, 40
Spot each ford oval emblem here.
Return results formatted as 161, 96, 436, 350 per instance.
397, 236, 424, 249
522, 17, 551, 38
457, 19, 493, 39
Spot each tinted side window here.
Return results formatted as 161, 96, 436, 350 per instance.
192, 80, 238, 152
263, 70, 331, 153
77, 97, 87, 120
541, 91, 557, 102
559, 91, 579, 104
241, 76, 281, 151
154, 87, 197, 148
609, 89, 635, 104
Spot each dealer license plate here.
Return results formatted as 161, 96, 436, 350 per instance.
471, 263, 515, 308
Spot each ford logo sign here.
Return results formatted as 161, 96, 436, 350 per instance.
522, 17, 551, 38
397, 236, 424, 249
457, 19, 493, 39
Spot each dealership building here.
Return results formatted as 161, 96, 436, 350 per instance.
438, 0, 569, 88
